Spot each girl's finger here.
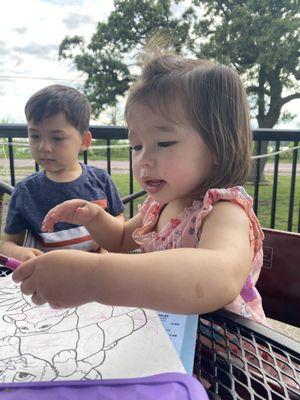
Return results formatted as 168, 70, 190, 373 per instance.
41, 212, 58, 232
49, 303, 64, 309
12, 261, 36, 283
20, 278, 36, 296
41, 220, 54, 232
31, 292, 47, 306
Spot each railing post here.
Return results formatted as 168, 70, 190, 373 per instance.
83, 150, 88, 165
8, 138, 15, 187
253, 140, 262, 216
270, 141, 280, 229
129, 147, 134, 218
106, 138, 111, 175
288, 141, 299, 231
298, 198, 300, 233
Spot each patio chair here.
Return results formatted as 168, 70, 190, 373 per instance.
0, 180, 14, 276
0, 179, 36, 256
0, 179, 13, 238
258, 228, 300, 328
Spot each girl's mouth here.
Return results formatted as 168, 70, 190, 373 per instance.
144, 179, 166, 193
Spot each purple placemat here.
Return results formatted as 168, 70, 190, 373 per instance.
0, 372, 208, 400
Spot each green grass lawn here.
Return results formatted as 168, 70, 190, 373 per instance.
245, 176, 299, 231
111, 173, 299, 231
1, 168, 299, 232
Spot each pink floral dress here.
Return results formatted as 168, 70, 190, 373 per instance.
132, 186, 268, 325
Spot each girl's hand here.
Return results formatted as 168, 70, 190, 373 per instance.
12, 250, 100, 308
42, 199, 100, 232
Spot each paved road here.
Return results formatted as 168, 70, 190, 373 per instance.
1, 159, 299, 174
0, 159, 130, 180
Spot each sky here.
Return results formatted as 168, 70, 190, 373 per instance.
0, 0, 114, 124
0, 0, 299, 127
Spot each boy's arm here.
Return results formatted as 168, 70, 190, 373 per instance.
0, 232, 43, 261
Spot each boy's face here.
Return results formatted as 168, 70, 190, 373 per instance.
27, 112, 91, 181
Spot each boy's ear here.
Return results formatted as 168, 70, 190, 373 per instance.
81, 131, 92, 151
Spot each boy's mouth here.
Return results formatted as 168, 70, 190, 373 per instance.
40, 158, 55, 162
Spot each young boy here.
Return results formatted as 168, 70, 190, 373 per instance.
0, 85, 125, 261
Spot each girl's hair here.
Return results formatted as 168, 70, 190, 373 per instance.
25, 84, 91, 135
125, 47, 252, 195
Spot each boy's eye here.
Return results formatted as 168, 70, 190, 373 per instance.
131, 144, 142, 152
52, 137, 65, 141
29, 134, 39, 140
158, 141, 176, 148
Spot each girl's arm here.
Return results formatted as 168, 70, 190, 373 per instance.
93, 201, 252, 314
14, 201, 252, 314
42, 199, 143, 253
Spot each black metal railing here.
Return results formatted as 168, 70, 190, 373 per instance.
0, 125, 299, 231
252, 129, 299, 232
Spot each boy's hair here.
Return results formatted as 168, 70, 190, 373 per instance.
125, 51, 252, 195
25, 84, 91, 135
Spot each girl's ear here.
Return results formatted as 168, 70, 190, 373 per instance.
81, 131, 92, 151
211, 150, 218, 166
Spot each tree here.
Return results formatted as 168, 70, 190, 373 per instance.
59, 0, 300, 175
58, 0, 194, 116
192, 1, 300, 180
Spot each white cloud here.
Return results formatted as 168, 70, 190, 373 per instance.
0, 0, 114, 123
62, 13, 95, 30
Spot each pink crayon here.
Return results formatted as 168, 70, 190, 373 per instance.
0, 253, 22, 270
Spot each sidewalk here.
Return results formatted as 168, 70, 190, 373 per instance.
1, 159, 299, 175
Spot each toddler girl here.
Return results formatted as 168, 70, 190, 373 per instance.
13, 48, 266, 325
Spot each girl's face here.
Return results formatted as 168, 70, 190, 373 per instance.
127, 103, 214, 205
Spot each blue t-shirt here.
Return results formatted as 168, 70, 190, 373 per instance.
5, 164, 125, 251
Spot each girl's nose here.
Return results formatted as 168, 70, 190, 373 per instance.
140, 149, 155, 168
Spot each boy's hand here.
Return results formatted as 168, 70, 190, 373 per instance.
12, 250, 100, 308
42, 199, 100, 232
7, 246, 43, 262
19, 247, 44, 261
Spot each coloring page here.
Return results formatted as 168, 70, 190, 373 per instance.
0, 275, 184, 383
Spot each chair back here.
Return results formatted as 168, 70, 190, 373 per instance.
0, 180, 13, 236
0, 181, 14, 276
0, 180, 38, 251
257, 228, 300, 327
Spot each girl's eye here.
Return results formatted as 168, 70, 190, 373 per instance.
29, 135, 39, 140
158, 141, 176, 148
131, 145, 142, 152
53, 137, 65, 141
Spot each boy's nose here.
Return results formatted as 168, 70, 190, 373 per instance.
38, 140, 51, 152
